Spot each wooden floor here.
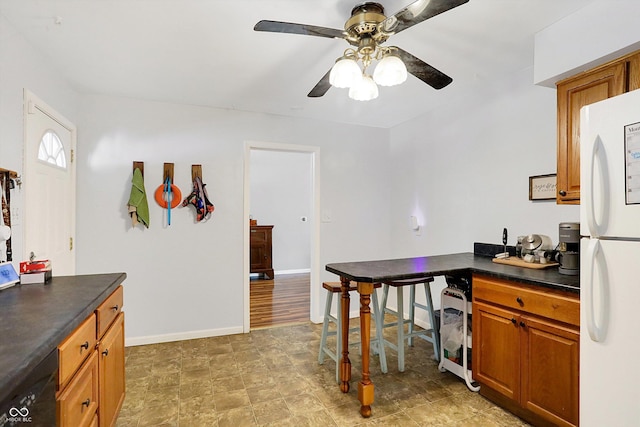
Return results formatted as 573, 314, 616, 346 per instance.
249, 273, 310, 329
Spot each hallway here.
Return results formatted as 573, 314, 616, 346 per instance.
250, 273, 310, 329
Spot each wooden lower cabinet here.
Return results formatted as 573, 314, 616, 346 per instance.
472, 275, 579, 427
57, 351, 99, 427
57, 286, 125, 427
521, 314, 579, 425
99, 313, 125, 427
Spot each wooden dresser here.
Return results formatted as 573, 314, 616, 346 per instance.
250, 225, 274, 279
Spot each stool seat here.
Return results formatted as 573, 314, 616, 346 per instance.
318, 281, 387, 382
380, 276, 440, 372
384, 277, 434, 287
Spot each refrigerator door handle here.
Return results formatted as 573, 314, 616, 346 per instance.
586, 238, 608, 342
587, 136, 607, 237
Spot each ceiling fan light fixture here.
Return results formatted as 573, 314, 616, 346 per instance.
373, 53, 407, 87
329, 57, 362, 88
348, 74, 379, 101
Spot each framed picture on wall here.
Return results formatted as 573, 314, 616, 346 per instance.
529, 174, 557, 201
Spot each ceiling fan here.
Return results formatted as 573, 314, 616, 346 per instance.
254, 0, 469, 100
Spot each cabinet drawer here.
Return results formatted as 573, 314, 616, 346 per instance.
57, 350, 99, 427
59, 314, 97, 388
250, 229, 268, 243
96, 285, 123, 338
472, 275, 579, 326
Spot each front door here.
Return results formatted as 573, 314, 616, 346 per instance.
23, 90, 76, 275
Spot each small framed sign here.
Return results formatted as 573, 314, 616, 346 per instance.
529, 174, 557, 201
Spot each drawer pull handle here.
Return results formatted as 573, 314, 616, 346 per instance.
111, 304, 119, 311
82, 398, 91, 408
559, 190, 567, 197
520, 321, 526, 328
102, 349, 109, 357
510, 318, 517, 325
516, 297, 523, 305
80, 341, 89, 350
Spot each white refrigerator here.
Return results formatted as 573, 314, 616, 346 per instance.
580, 89, 640, 426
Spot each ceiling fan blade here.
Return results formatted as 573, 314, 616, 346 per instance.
379, 0, 469, 35
308, 69, 332, 98
395, 48, 452, 89
254, 20, 345, 40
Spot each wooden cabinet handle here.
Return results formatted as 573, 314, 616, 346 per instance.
559, 190, 567, 196
102, 348, 109, 357
80, 341, 89, 350
82, 398, 91, 407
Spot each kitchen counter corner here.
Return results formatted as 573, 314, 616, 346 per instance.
0, 272, 127, 405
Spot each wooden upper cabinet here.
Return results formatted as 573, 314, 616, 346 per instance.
556, 60, 627, 203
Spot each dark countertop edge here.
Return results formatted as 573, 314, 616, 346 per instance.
0, 272, 126, 404
326, 253, 579, 295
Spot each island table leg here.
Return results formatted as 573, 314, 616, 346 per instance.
357, 282, 374, 418
339, 276, 351, 393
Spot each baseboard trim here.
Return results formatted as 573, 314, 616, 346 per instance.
274, 268, 310, 275
125, 326, 244, 347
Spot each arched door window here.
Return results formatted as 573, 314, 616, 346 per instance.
38, 130, 67, 169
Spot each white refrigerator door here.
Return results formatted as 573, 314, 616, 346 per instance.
580, 89, 640, 239
580, 237, 640, 426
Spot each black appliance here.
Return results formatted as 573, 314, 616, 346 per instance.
558, 222, 580, 276
0, 349, 57, 427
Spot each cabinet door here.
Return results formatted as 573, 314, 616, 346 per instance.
99, 313, 125, 427
57, 351, 99, 427
557, 61, 626, 204
250, 242, 268, 270
472, 301, 521, 401
520, 315, 579, 427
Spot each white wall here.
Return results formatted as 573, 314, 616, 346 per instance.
388, 67, 580, 326
250, 149, 312, 273
74, 94, 392, 343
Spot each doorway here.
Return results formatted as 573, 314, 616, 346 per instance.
23, 90, 77, 275
243, 141, 320, 332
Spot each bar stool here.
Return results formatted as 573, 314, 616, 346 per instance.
380, 276, 439, 372
318, 281, 388, 383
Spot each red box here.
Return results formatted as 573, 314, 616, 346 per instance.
20, 260, 51, 274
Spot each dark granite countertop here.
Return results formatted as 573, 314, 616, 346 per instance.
326, 252, 579, 294
0, 272, 126, 404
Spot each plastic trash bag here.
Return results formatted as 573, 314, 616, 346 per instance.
441, 311, 465, 354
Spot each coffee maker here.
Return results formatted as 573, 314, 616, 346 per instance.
557, 222, 580, 275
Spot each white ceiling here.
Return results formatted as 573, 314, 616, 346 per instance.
0, 0, 595, 128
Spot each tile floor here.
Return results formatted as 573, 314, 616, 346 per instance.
116, 320, 531, 427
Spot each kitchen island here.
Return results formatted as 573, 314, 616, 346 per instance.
0, 272, 126, 425
326, 251, 579, 418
